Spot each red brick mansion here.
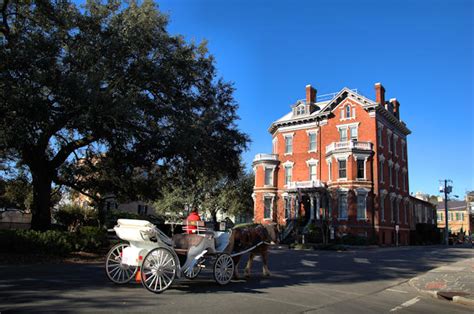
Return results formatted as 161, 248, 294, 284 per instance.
252, 83, 434, 245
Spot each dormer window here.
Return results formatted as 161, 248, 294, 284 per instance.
295, 104, 306, 116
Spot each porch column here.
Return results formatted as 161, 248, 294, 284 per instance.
291, 195, 296, 220
310, 195, 315, 221
316, 192, 321, 220
295, 197, 299, 219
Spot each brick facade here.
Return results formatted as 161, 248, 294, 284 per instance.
253, 83, 419, 245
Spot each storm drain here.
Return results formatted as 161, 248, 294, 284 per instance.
437, 291, 470, 301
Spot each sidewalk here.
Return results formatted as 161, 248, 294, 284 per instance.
409, 253, 474, 307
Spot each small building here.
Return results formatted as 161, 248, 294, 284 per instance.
437, 199, 471, 237
409, 196, 439, 244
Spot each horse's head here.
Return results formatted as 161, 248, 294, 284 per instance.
263, 223, 279, 244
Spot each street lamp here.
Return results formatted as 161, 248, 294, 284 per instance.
439, 179, 453, 246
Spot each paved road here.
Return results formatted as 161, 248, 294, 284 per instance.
1, 246, 473, 313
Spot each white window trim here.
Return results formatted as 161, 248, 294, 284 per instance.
355, 188, 370, 221
326, 157, 332, 183
272, 137, 278, 154
339, 102, 357, 121
306, 130, 318, 153
283, 165, 293, 186
377, 122, 384, 148
380, 189, 388, 223
396, 198, 401, 224
389, 165, 393, 187
387, 129, 393, 153
306, 158, 319, 181
337, 123, 359, 142
354, 154, 369, 180
379, 159, 384, 183
393, 134, 399, 157
401, 139, 406, 161
337, 190, 349, 220
283, 133, 294, 156
337, 158, 348, 181
336, 122, 360, 130
403, 199, 409, 224
389, 193, 396, 222
263, 193, 276, 220
263, 165, 276, 187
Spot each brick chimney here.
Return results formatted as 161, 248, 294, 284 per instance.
374, 82, 385, 106
306, 85, 317, 104
390, 98, 400, 120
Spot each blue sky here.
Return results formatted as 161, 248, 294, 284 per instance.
155, 0, 473, 198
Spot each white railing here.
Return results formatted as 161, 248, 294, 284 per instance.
296, 89, 360, 103
253, 153, 279, 162
326, 141, 373, 154
286, 180, 324, 189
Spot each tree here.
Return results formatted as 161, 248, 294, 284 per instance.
0, 0, 248, 230
154, 168, 254, 224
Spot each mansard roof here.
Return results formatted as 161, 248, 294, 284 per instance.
269, 86, 411, 135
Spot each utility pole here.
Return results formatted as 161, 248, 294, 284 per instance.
440, 179, 453, 246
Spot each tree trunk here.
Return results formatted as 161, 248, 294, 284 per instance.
30, 168, 53, 231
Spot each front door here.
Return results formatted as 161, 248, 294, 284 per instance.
301, 195, 311, 224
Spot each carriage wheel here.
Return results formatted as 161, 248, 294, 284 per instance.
105, 243, 137, 284
184, 258, 203, 280
213, 253, 234, 285
141, 247, 177, 293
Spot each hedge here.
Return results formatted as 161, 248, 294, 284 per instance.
0, 226, 109, 256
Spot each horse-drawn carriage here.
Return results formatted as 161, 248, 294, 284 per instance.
105, 219, 267, 293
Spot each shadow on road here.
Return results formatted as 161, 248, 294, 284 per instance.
0, 246, 472, 311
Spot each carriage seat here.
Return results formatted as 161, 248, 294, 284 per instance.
114, 219, 156, 242
172, 233, 207, 255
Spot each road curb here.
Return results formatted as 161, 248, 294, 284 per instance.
409, 277, 474, 307
452, 296, 474, 307
408, 277, 441, 300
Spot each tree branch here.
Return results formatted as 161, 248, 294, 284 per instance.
50, 134, 96, 169
53, 176, 99, 202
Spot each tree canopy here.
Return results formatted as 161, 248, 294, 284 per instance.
154, 168, 254, 223
0, 0, 249, 230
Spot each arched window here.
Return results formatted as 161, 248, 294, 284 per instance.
345, 105, 351, 118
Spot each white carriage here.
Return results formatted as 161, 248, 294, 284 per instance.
105, 219, 235, 293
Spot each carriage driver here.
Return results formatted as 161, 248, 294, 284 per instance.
185, 207, 201, 234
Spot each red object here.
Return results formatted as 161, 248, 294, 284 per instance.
136, 267, 142, 283
186, 211, 201, 234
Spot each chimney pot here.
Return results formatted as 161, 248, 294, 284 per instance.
375, 82, 385, 106
306, 85, 317, 103
390, 98, 400, 120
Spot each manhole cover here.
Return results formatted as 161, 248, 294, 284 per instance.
437, 291, 470, 300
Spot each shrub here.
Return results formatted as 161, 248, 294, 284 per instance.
336, 234, 369, 245
0, 229, 73, 256
0, 227, 110, 256
75, 226, 108, 252
54, 204, 98, 231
